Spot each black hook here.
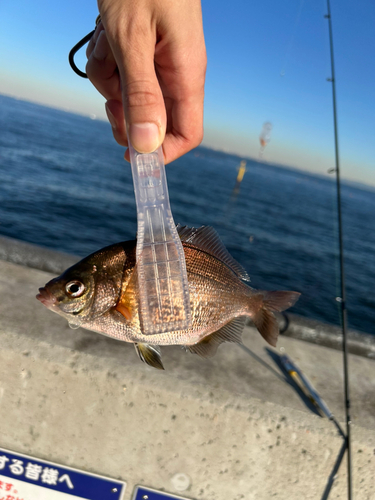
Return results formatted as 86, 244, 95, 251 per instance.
68, 15, 101, 79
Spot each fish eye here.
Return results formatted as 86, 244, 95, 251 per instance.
65, 280, 85, 297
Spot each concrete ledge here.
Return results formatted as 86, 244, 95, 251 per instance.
0, 235, 78, 274
277, 313, 375, 360
0, 250, 375, 498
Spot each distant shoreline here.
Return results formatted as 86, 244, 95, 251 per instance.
196, 144, 375, 195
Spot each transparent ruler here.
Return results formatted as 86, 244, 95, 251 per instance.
129, 144, 191, 335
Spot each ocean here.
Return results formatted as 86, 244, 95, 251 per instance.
0, 94, 374, 334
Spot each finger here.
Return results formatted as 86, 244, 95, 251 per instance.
103, 20, 166, 154
85, 30, 121, 101
162, 134, 203, 165
86, 21, 104, 59
105, 99, 128, 147
162, 96, 204, 164
123, 94, 204, 165
124, 92, 204, 166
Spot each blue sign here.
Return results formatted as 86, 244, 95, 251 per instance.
0, 448, 126, 500
132, 486, 192, 500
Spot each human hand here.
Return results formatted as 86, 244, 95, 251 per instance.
86, 0, 206, 164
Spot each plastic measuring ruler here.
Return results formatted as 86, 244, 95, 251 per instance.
129, 143, 192, 335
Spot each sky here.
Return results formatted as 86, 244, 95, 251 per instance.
0, 0, 374, 186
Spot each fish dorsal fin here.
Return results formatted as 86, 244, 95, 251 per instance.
187, 317, 246, 359
177, 225, 250, 282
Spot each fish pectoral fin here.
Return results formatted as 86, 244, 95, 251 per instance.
134, 343, 165, 370
187, 317, 246, 359
114, 266, 139, 322
115, 302, 132, 321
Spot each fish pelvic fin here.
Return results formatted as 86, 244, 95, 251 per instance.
134, 343, 165, 370
187, 317, 246, 359
252, 291, 300, 347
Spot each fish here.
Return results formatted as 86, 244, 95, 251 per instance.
36, 225, 300, 370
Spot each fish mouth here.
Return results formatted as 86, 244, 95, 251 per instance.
36, 287, 57, 308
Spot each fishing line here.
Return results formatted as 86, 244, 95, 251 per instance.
280, 0, 305, 77
325, 1, 353, 498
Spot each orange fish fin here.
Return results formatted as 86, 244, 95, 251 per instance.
252, 291, 300, 347
115, 302, 132, 321
177, 225, 250, 282
187, 317, 246, 359
115, 266, 140, 321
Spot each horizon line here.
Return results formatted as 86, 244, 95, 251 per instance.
1, 92, 374, 194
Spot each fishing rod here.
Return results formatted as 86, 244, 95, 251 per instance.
325, 1, 352, 498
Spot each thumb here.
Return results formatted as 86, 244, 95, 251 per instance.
109, 28, 165, 154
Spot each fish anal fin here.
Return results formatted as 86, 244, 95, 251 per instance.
188, 317, 246, 359
135, 343, 164, 370
177, 225, 250, 282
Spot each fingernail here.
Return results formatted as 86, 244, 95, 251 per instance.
105, 103, 117, 130
128, 123, 160, 153
93, 31, 107, 61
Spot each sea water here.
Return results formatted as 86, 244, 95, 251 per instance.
0, 94, 374, 334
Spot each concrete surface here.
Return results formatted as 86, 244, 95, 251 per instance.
0, 257, 375, 499
279, 312, 375, 360
0, 235, 78, 274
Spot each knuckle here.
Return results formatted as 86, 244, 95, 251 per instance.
124, 82, 160, 109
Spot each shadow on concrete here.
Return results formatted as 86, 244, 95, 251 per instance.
238, 344, 350, 500
238, 344, 321, 417
261, 348, 348, 500
265, 348, 346, 437
320, 439, 347, 500
238, 344, 285, 383
264, 347, 322, 417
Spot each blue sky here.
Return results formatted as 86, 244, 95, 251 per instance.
1, 0, 374, 186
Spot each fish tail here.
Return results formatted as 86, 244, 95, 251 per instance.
251, 291, 300, 347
